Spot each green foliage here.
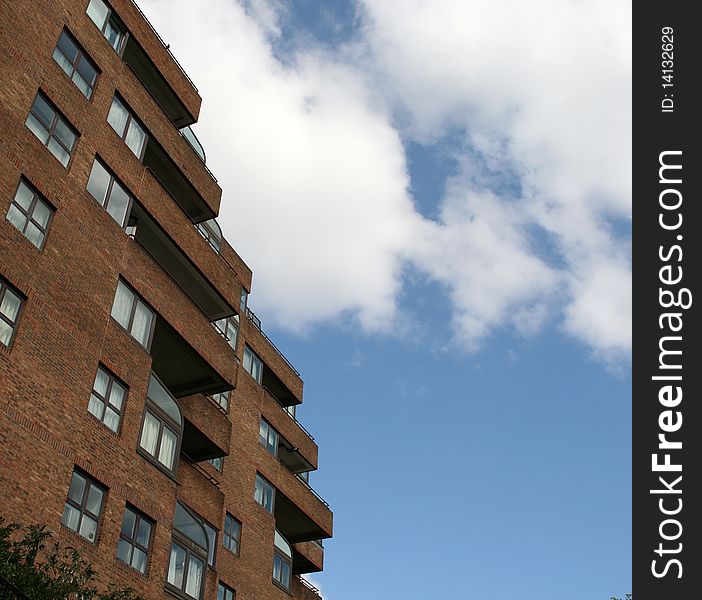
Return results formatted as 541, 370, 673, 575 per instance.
610, 595, 633, 600
0, 517, 144, 600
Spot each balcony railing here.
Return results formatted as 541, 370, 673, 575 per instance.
127, 0, 199, 92
0, 576, 30, 600
181, 452, 220, 487
295, 472, 330, 509
245, 308, 301, 377
298, 576, 322, 597
263, 387, 315, 442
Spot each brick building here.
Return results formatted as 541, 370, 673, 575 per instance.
0, 1, 332, 598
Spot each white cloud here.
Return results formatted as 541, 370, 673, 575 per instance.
360, 0, 632, 357
138, 0, 631, 361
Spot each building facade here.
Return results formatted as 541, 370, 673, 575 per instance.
0, 1, 332, 598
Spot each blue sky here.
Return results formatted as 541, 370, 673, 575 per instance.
141, 1, 632, 598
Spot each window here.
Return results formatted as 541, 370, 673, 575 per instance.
254, 473, 275, 513
243, 346, 263, 385
6, 180, 53, 249
107, 95, 147, 159
88, 365, 126, 432
213, 315, 239, 352
272, 530, 292, 591
53, 29, 99, 98
196, 219, 222, 253
207, 457, 223, 472
87, 0, 127, 53
222, 513, 241, 556
0, 279, 24, 348
86, 158, 132, 227
239, 288, 248, 312
25, 92, 77, 167
117, 506, 153, 574
202, 520, 218, 568
210, 390, 229, 412
258, 419, 278, 458
111, 279, 155, 349
61, 469, 105, 543
217, 582, 235, 600
139, 374, 182, 476
167, 502, 208, 600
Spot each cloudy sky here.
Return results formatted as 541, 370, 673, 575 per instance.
140, 1, 631, 598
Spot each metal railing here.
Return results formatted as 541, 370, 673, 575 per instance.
245, 308, 301, 378
127, 0, 199, 92
263, 387, 315, 442
294, 473, 330, 509
181, 452, 220, 487
298, 577, 322, 597
0, 576, 30, 600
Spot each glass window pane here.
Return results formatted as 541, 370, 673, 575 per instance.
53, 47, 74, 76
0, 288, 21, 321
0, 321, 12, 346
158, 427, 176, 469
281, 559, 291, 587
167, 543, 186, 588
131, 300, 153, 347
88, 393, 104, 420
75, 57, 98, 87
53, 118, 76, 151
72, 72, 91, 98
131, 547, 147, 573
139, 411, 160, 456
173, 503, 208, 549
6, 204, 27, 233
204, 522, 217, 566
67, 471, 86, 503
147, 376, 182, 425
105, 180, 130, 226
24, 222, 44, 248
93, 368, 109, 396
104, 407, 119, 431
31, 95, 55, 128
121, 507, 136, 538
86, 0, 109, 30
111, 281, 134, 329
117, 538, 132, 564
109, 382, 125, 410
136, 518, 151, 547
47, 138, 71, 167
107, 97, 129, 137
104, 21, 124, 52
79, 514, 98, 542
125, 121, 146, 157
32, 200, 52, 228
61, 503, 80, 531
85, 484, 103, 515
185, 555, 204, 598
14, 182, 34, 210
87, 160, 111, 205
56, 32, 79, 63
25, 113, 50, 144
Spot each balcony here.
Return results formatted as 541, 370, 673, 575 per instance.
143, 137, 215, 223
106, 0, 201, 125
269, 461, 332, 544
178, 393, 232, 462
122, 240, 235, 397
128, 201, 234, 320
292, 540, 324, 574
